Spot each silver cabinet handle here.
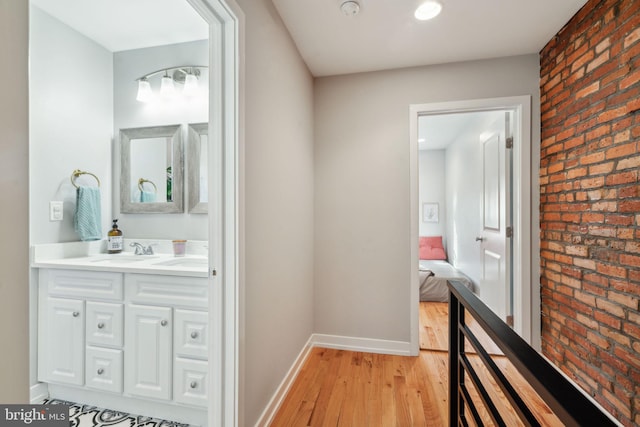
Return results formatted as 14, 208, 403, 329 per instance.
72, 311, 80, 317
97, 323, 105, 329
191, 331, 198, 339
475, 236, 484, 242
161, 320, 168, 326
97, 368, 104, 375
190, 381, 197, 389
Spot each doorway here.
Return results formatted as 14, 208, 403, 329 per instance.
409, 96, 535, 355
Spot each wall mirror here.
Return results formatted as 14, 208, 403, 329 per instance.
120, 124, 184, 213
187, 123, 209, 213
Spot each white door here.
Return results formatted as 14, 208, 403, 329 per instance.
478, 112, 513, 323
43, 297, 85, 385
125, 304, 172, 400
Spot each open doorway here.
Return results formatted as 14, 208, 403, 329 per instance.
415, 109, 512, 351
409, 96, 535, 355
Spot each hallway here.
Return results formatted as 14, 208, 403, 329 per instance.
270, 306, 561, 426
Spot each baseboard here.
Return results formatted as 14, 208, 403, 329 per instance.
254, 334, 412, 426
311, 333, 412, 355
30, 382, 49, 404
254, 336, 314, 427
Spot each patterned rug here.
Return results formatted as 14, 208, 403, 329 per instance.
43, 399, 190, 427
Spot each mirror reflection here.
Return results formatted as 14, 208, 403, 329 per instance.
187, 123, 208, 213
130, 136, 172, 203
120, 124, 184, 213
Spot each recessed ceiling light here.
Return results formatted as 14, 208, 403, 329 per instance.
341, 0, 360, 16
415, 0, 442, 21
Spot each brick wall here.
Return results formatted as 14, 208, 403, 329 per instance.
539, 0, 640, 425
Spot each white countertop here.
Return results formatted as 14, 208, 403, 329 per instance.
31, 240, 209, 278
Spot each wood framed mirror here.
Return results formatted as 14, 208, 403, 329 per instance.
120, 124, 184, 213
187, 122, 208, 213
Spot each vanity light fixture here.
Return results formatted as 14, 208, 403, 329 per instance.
414, 0, 442, 21
183, 68, 199, 97
135, 65, 207, 102
136, 78, 153, 102
160, 71, 176, 99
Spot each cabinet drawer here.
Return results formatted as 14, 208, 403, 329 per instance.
125, 274, 208, 309
86, 346, 123, 393
86, 301, 124, 347
43, 269, 123, 300
173, 358, 208, 407
174, 309, 208, 359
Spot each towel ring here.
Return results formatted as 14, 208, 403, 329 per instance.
138, 178, 158, 193
71, 169, 100, 188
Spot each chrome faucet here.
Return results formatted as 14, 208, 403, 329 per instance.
130, 242, 154, 255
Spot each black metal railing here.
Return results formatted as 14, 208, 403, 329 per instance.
448, 280, 618, 427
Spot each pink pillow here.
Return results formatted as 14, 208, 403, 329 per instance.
419, 236, 447, 260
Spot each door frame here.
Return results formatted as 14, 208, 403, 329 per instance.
409, 96, 537, 355
187, 0, 242, 426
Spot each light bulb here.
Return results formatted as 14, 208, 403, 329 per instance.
183, 73, 199, 97
160, 74, 176, 99
415, 0, 442, 21
136, 78, 153, 103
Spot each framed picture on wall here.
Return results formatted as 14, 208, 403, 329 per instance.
423, 203, 439, 223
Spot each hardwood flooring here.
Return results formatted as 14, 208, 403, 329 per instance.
270, 303, 562, 426
419, 302, 503, 356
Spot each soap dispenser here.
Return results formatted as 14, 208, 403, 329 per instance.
107, 219, 124, 254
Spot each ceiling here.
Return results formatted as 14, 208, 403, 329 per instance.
29, 0, 208, 52
272, 0, 588, 76
30, 0, 587, 75
418, 111, 503, 151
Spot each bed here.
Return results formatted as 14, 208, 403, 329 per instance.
418, 236, 474, 302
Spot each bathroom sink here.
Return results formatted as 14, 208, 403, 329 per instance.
152, 257, 208, 268
90, 255, 158, 264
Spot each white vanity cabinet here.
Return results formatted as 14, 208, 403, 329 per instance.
38, 269, 123, 388
37, 268, 209, 411
124, 274, 209, 407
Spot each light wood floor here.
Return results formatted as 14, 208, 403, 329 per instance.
270, 303, 561, 426
419, 302, 503, 355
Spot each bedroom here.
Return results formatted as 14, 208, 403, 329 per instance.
417, 109, 514, 349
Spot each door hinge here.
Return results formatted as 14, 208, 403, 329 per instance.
211, 269, 217, 277
506, 226, 513, 238
506, 137, 513, 149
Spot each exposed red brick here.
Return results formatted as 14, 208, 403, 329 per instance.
541, 0, 640, 421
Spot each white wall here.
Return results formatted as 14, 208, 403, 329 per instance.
29, 6, 113, 245
314, 55, 540, 343
418, 149, 446, 243
235, 0, 315, 425
113, 40, 209, 240
0, 0, 30, 403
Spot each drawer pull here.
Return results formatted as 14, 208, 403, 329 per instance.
191, 331, 199, 339
97, 322, 105, 329
190, 381, 197, 389
72, 311, 80, 318
161, 320, 168, 327
97, 368, 104, 375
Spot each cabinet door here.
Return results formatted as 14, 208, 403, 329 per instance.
41, 297, 85, 385
124, 304, 172, 400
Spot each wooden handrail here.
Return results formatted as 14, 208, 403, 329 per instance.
447, 280, 618, 427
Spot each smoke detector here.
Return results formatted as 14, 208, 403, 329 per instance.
340, 0, 360, 16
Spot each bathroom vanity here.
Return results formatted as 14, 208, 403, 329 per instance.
32, 241, 209, 426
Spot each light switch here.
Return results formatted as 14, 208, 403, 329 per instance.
50, 201, 63, 221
